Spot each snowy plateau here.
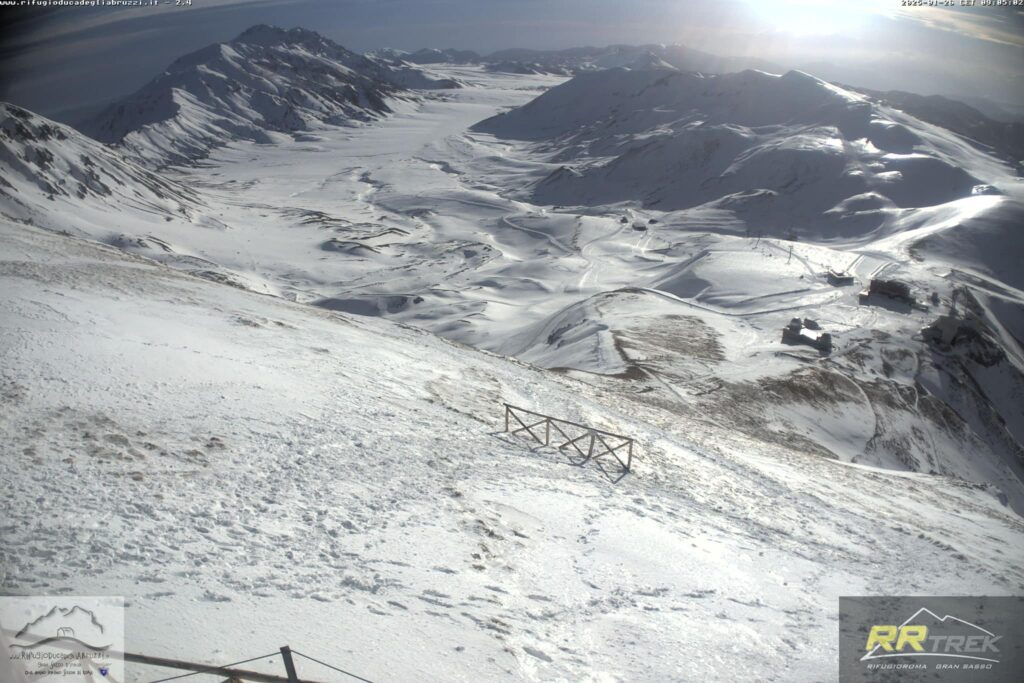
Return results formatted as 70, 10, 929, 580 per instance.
2, 25, 1024, 682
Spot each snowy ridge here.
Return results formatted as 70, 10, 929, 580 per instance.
463, 66, 1024, 512
853, 87, 1024, 162
0, 103, 281, 290
484, 61, 570, 76
403, 47, 482, 65
83, 25, 458, 167
475, 68, 1013, 238
0, 103, 201, 225
485, 43, 783, 75
367, 42, 777, 78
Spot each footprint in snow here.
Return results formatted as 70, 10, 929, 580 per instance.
523, 646, 553, 662
202, 590, 232, 602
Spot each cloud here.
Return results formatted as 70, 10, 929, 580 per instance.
6, 0, 303, 48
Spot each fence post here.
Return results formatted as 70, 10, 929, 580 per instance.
587, 430, 594, 461
280, 646, 299, 683
627, 440, 633, 471
504, 405, 509, 432
545, 418, 550, 445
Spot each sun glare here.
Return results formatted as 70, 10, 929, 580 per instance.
744, 0, 897, 36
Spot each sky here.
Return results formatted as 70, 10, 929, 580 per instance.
0, 0, 1021, 122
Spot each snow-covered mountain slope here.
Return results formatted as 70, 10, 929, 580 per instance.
852, 87, 1024, 163
404, 47, 481, 65
474, 68, 1016, 238
7, 62, 1024, 517
513, 280, 1024, 508
0, 103, 272, 288
960, 95, 1024, 124
375, 43, 776, 77
484, 61, 569, 76
82, 25, 458, 167
628, 51, 678, 71
3, 219, 1023, 681
365, 47, 410, 61
0, 103, 202, 225
461, 67, 1024, 514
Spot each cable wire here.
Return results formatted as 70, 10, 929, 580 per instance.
146, 651, 281, 683
290, 650, 374, 683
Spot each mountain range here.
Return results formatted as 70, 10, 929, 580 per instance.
475, 67, 1018, 236
83, 25, 458, 167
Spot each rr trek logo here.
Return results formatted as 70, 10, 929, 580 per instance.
839, 596, 1022, 682
862, 608, 1001, 664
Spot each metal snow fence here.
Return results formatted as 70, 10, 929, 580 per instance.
503, 403, 633, 474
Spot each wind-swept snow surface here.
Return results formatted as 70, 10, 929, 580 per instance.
2, 220, 1023, 681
